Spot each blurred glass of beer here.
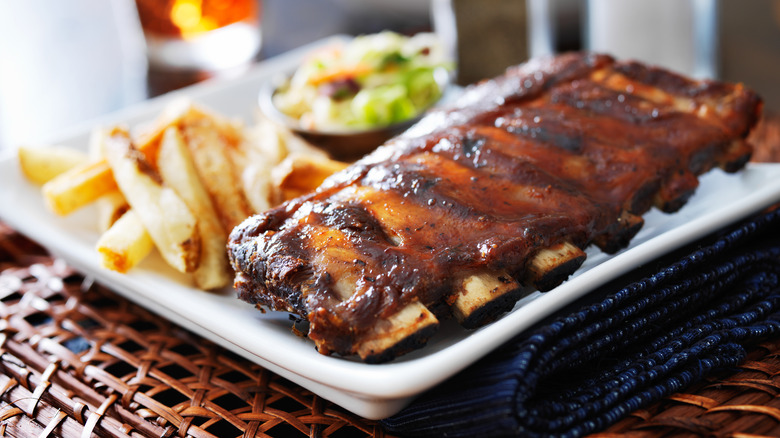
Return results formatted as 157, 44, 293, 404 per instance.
135, 0, 261, 71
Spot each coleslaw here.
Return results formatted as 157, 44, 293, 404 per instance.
272, 31, 453, 132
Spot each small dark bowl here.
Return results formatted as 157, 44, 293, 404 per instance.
258, 69, 450, 161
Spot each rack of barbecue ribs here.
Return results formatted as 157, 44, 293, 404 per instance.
229, 52, 762, 363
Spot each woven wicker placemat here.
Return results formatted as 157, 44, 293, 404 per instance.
8, 215, 780, 438
0, 222, 387, 437
594, 337, 780, 437
8, 223, 780, 438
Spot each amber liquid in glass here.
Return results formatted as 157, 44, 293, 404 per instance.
135, 0, 261, 71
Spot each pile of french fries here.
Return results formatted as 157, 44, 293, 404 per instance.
17, 99, 348, 290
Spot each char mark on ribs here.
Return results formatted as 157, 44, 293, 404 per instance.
228, 52, 762, 363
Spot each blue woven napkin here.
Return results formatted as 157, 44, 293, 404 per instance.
383, 207, 780, 437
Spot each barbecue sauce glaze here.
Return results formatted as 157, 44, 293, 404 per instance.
229, 52, 762, 359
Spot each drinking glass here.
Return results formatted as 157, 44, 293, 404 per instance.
585, 0, 719, 79
135, 0, 262, 71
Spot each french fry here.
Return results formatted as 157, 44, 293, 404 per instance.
278, 124, 331, 159
134, 99, 245, 156
233, 116, 286, 211
41, 125, 161, 217
95, 191, 130, 232
240, 162, 275, 212
239, 114, 337, 208
29, 98, 343, 284
272, 154, 349, 201
183, 105, 246, 145
158, 126, 232, 289
179, 114, 252, 232
18, 145, 88, 185
42, 159, 119, 215
251, 113, 330, 162
103, 127, 201, 273
88, 126, 108, 159
96, 209, 154, 273
88, 127, 130, 231
247, 115, 289, 165
133, 98, 194, 157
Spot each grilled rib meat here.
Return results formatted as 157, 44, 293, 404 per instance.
229, 53, 762, 363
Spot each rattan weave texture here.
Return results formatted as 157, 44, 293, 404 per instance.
595, 337, 780, 436
7, 220, 780, 438
0, 222, 386, 437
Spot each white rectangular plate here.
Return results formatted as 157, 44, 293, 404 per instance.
2, 38, 780, 420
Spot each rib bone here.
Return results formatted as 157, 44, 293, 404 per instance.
357, 302, 439, 363
451, 270, 525, 329
307, 224, 440, 363
524, 242, 587, 291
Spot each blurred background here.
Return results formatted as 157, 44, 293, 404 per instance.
0, 0, 778, 151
